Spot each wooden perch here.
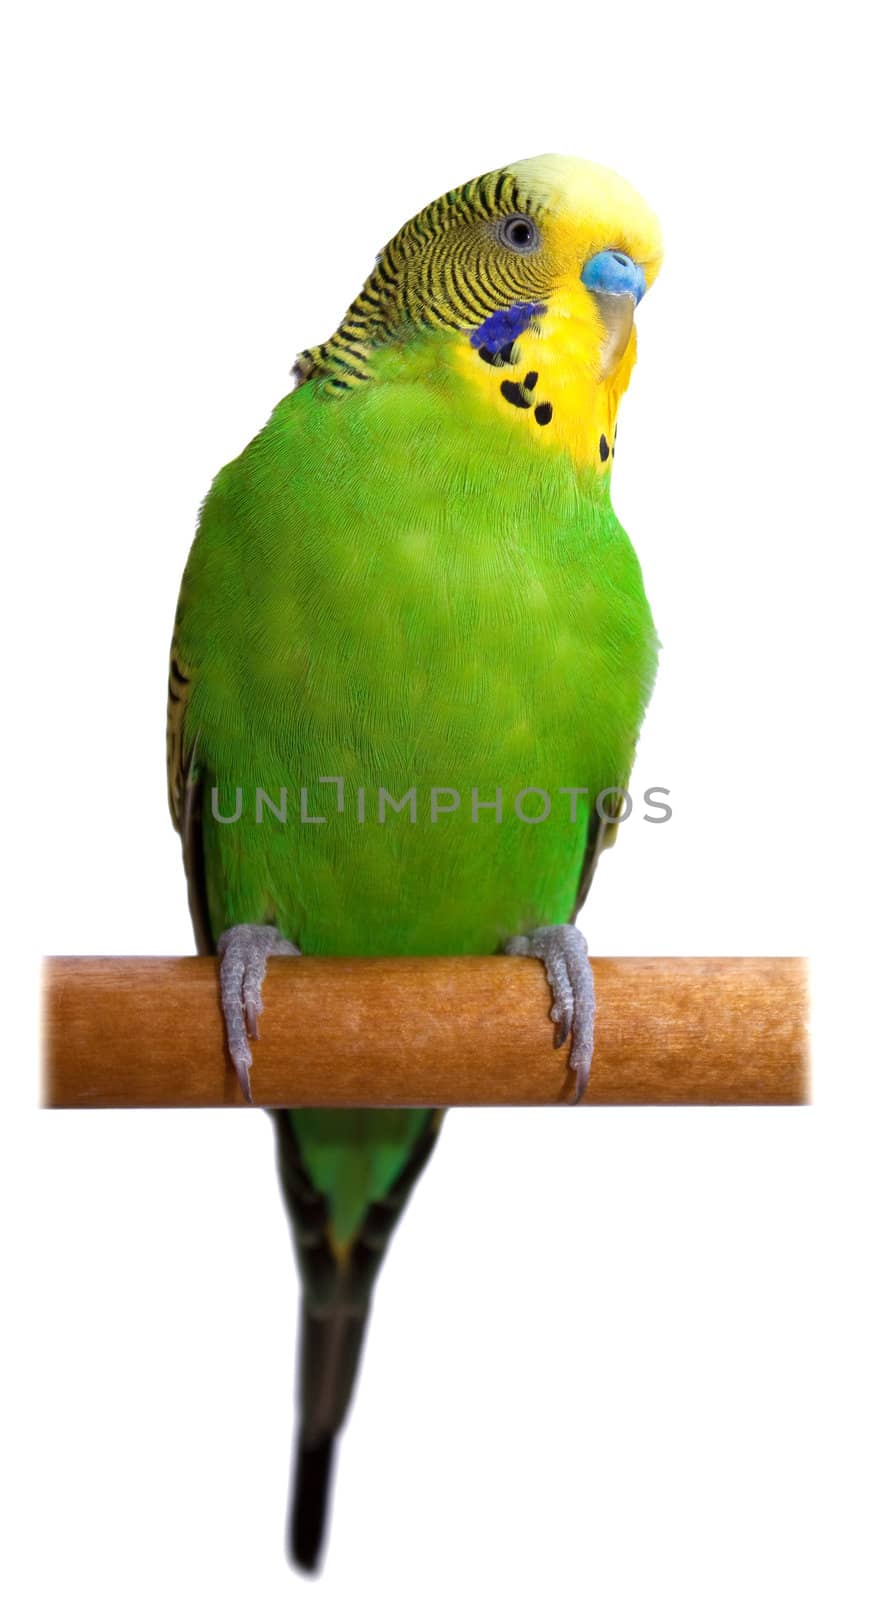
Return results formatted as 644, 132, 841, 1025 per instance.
42, 955, 808, 1108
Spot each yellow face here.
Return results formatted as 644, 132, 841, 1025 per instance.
507, 154, 662, 288
452, 155, 663, 473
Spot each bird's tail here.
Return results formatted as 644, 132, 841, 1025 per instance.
272, 1110, 442, 1573
290, 1298, 370, 1571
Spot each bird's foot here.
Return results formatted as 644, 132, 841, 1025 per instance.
504, 925, 595, 1103
216, 924, 300, 1101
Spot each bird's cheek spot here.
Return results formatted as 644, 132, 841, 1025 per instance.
470, 300, 547, 356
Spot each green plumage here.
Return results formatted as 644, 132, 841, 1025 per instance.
176, 333, 654, 1217
169, 154, 660, 1571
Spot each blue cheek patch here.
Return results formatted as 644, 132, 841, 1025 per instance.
470, 301, 547, 355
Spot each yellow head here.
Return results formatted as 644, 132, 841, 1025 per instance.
301, 154, 662, 471
499, 154, 661, 292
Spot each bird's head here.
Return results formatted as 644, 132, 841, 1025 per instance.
299, 154, 661, 470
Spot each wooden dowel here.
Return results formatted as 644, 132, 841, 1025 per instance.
42, 956, 808, 1108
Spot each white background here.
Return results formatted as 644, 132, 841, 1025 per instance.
3, 2, 873, 1596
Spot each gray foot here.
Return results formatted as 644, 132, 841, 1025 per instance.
505, 925, 595, 1102
216, 924, 300, 1101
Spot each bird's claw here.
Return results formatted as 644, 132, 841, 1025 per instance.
505, 924, 595, 1102
216, 924, 300, 1101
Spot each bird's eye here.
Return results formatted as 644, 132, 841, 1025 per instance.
498, 214, 540, 254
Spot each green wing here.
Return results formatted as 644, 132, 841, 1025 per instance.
167, 527, 441, 1568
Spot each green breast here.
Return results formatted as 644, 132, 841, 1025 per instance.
178, 335, 657, 956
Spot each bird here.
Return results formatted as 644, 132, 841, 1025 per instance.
167, 153, 662, 1573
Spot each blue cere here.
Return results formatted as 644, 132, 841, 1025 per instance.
581, 251, 646, 304
470, 301, 547, 354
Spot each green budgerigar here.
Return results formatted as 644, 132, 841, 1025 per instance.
168, 153, 662, 1571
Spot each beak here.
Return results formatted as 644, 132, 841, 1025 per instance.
581, 251, 647, 378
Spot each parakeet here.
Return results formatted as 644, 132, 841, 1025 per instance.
167, 153, 661, 1572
